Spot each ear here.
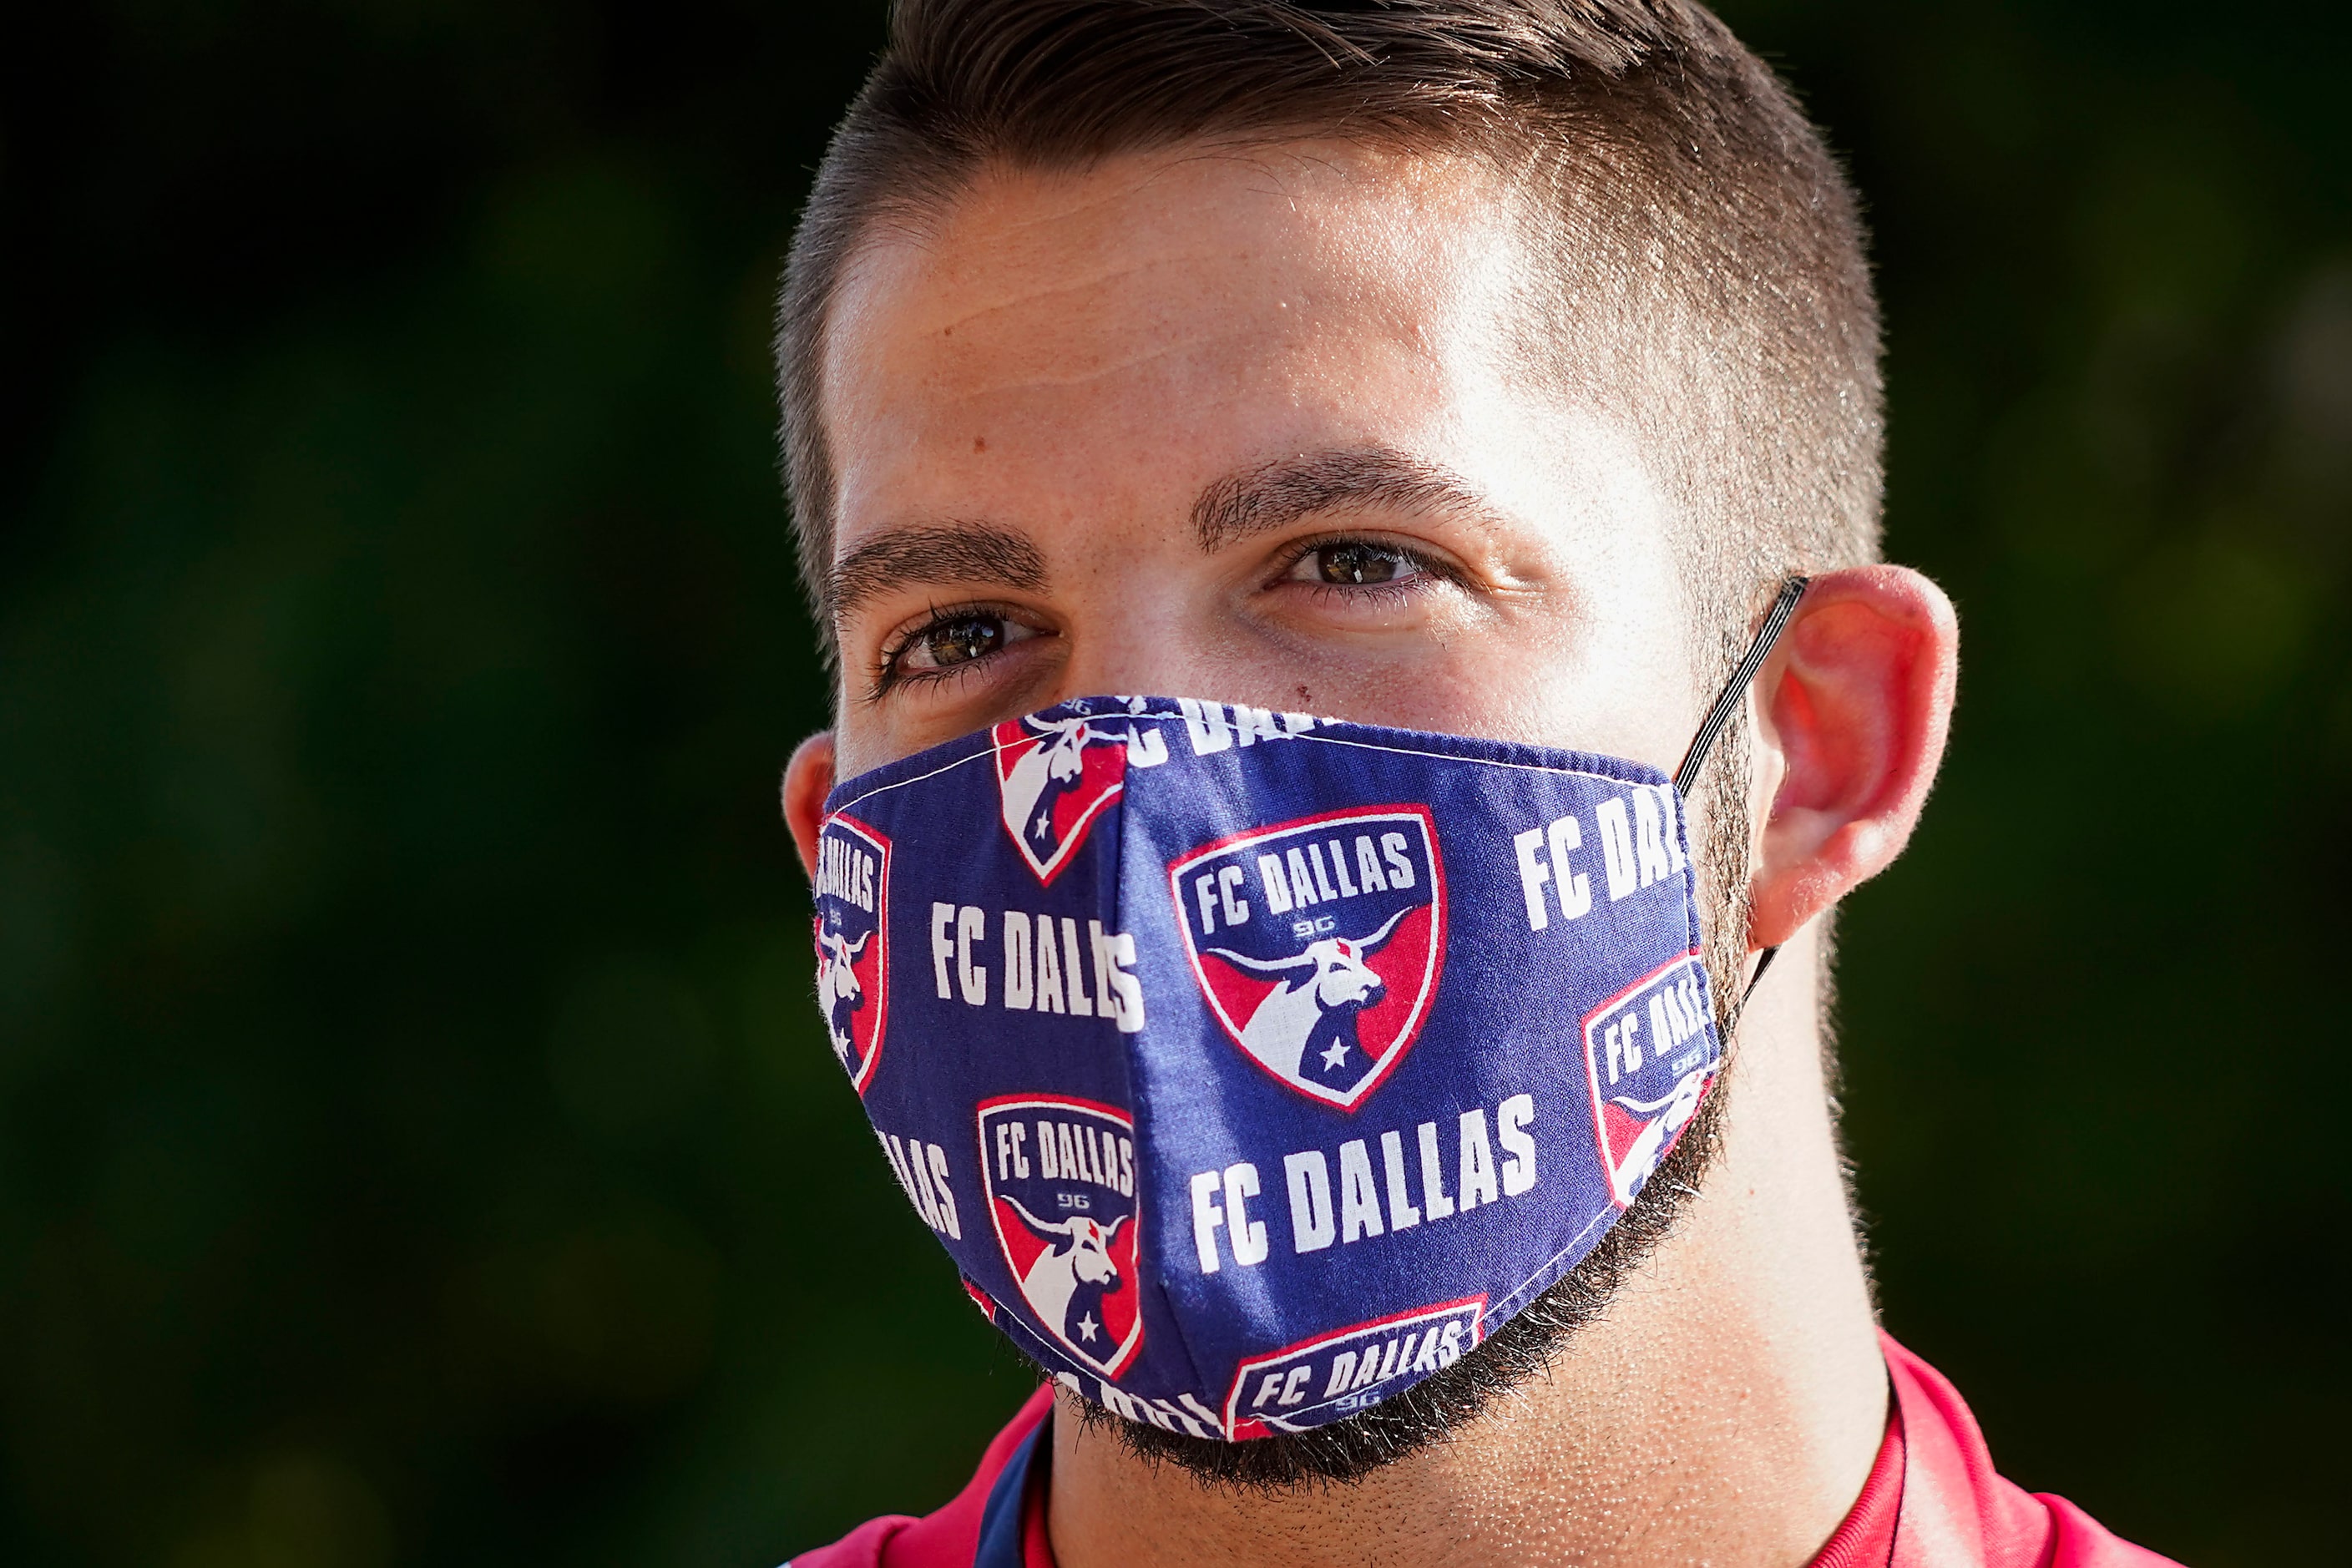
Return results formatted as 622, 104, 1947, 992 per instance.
1748, 565, 1960, 950
781, 731, 838, 881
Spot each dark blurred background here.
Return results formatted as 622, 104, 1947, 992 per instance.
1, 2, 2344, 1564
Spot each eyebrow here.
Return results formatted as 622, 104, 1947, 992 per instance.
1191, 448, 1500, 553
827, 522, 1049, 625
825, 448, 1489, 623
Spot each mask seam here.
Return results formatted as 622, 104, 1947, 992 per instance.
830, 706, 1668, 819
1484, 1201, 1621, 1327
1107, 741, 1225, 1424
1282, 727, 1667, 786
826, 736, 994, 815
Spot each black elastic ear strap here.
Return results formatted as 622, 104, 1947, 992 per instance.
1674, 576, 1808, 796
1673, 576, 1808, 1008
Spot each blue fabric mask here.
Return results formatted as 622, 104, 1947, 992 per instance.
808, 584, 1803, 1442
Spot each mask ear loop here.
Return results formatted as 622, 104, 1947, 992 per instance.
1672, 576, 1809, 1010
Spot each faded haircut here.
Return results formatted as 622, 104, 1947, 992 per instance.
775, 0, 1881, 1485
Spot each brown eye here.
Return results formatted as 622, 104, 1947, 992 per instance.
918, 615, 1004, 666
1314, 542, 1409, 584
879, 605, 1045, 694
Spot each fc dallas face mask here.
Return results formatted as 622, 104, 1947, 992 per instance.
808, 584, 1804, 1443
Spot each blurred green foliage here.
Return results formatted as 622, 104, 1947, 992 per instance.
0, 3, 2344, 1565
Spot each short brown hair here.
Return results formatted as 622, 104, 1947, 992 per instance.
776, 0, 1884, 666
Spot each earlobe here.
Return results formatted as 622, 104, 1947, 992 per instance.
1748, 566, 1960, 950
782, 731, 839, 881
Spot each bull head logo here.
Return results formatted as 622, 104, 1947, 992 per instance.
810, 814, 891, 1095
978, 1095, 1145, 1378
814, 921, 872, 1067
992, 709, 1130, 884
1204, 905, 1414, 1090
995, 1196, 1130, 1349
1604, 1069, 1709, 1206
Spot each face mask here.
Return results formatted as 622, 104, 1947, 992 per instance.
809, 582, 1805, 1442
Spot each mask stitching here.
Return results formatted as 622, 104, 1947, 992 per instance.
1107, 746, 1228, 1419
827, 706, 1667, 818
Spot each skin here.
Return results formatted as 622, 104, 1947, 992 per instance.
781, 141, 1959, 1567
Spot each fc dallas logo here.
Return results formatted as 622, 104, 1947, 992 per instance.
1581, 953, 1717, 1207
1224, 1297, 1484, 1439
993, 709, 1132, 884
978, 1095, 1144, 1379
811, 813, 890, 1094
1169, 807, 1446, 1110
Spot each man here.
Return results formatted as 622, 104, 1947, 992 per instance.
772, 3, 2174, 1564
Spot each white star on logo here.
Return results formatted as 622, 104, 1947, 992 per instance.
1320, 1041, 1350, 1070
1034, 808, 1055, 843
1077, 1311, 1100, 1343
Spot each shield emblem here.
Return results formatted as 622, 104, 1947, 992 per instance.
1168, 806, 1446, 1110
812, 812, 891, 1094
1580, 953, 1718, 1208
992, 708, 1130, 884
977, 1095, 1144, 1378
1223, 1297, 1484, 1439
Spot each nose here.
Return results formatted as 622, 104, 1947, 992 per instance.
1034, 558, 1317, 716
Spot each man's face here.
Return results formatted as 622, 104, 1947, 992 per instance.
820, 142, 1706, 778
802, 138, 1959, 1491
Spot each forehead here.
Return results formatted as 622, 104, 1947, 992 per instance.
818, 143, 1554, 538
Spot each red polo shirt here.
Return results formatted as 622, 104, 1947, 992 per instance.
788, 1333, 2178, 1568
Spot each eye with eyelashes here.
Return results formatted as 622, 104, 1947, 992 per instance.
1272, 533, 1460, 599
873, 601, 1051, 695
1299, 539, 1412, 585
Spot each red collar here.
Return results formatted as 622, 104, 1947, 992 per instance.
786, 1333, 2176, 1568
